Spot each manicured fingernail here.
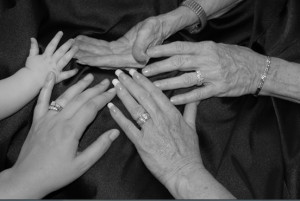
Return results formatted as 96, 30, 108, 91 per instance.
107, 88, 116, 93
109, 130, 120, 141
115, 69, 123, 77
107, 102, 117, 113
129, 69, 136, 77
112, 79, 120, 86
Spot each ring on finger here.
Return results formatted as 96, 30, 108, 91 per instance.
136, 111, 151, 127
48, 101, 64, 112
195, 70, 204, 86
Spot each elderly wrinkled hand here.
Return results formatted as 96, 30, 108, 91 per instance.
74, 16, 169, 68
1, 73, 118, 198
107, 69, 203, 192
143, 41, 265, 104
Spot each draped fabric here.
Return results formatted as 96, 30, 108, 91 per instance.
0, 0, 299, 198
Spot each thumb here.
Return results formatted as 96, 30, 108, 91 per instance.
29, 38, 39, 56
75, 129, 120, 173
183, 101, 200, 130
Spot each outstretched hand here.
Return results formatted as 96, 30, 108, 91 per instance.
74, 17, 169, 68
25, 31, 78, 86
0, 73, 119, 198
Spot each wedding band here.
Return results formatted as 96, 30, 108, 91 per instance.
48, 101, 63, 112
195, 70, 204, 86
136, 112, 151, 126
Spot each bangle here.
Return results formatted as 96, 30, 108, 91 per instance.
180, 0, 207, 34
254, 56, 271, 96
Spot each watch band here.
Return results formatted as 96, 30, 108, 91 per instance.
180, 0, 207, 34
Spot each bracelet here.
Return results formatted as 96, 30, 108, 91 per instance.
180, 0, 207, 34
254, 56, 271, 96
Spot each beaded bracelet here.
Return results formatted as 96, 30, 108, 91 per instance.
254, 56, 271, 96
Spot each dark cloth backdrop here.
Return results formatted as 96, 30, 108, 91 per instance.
0, 0, 299, 199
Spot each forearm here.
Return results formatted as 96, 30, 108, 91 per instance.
159, 0, 243, 37
166, 165, 235, 199
259, 57, 300, 103
0, 68, 42, 120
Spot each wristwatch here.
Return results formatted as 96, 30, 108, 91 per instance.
180, 0, 207, 34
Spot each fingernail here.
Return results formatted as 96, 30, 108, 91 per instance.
129, 69, 136, 77
83, 74, 93, 81
77, 60, 86, 65
170, 97, 177, 103
153, 81, 160, 88
142, 68, 150, 75
46, 72, 54, 82
107, 102, 117, 113
107, 88, 116, 93
100, 79, 109, 85
112, 79, 120, 86
115, 69, 123, 77
109, 130, 120, 141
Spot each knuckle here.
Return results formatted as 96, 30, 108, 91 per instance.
138, 92, 151, 102
174, 42, 186, 53
85, 100, 99, 111
172, 55, 187, 68
125, 122, 135, 133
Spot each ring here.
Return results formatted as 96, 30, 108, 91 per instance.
195, 70, 204, 86
136, 112, 151, 127
48, 101, 63, 112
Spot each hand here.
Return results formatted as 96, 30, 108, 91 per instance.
25, 31, 78, 86
1, 73, 118, 198
74, 16, 171, 68
143, 41, 265, 104
107, 69, 203, 193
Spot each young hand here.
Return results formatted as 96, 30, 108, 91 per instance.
25, 31, 78, 86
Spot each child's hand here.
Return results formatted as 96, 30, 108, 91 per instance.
25, 31, 78, 86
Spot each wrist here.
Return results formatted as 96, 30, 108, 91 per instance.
22, 67, 46, 88
164, 163, 204, 199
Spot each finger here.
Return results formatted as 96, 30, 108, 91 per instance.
75, 129, 120, 173
142, 55, 194, 77
60, 79, 111, 119
183, 101, 199, 130
78, 55, 144, 68
76, 35, 110, 47
52, 38, 74, 62
57, 46, 78, 70
115, 70, 160, 117
29, 38, 39, 56
74, 49, 98, 60
70, 88, 116, 139
146, 41, 198, 58
75, 39, 111, 55
33, 72, 55, 121
153, 72, 199, 90
108, 102, 141, 144
112, 79, 149, 121
170, 85, 216, 105
44, 31, 63, 56
52, 74, 94, 111
128, 69, 174, 113
56, 69, 78, 83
